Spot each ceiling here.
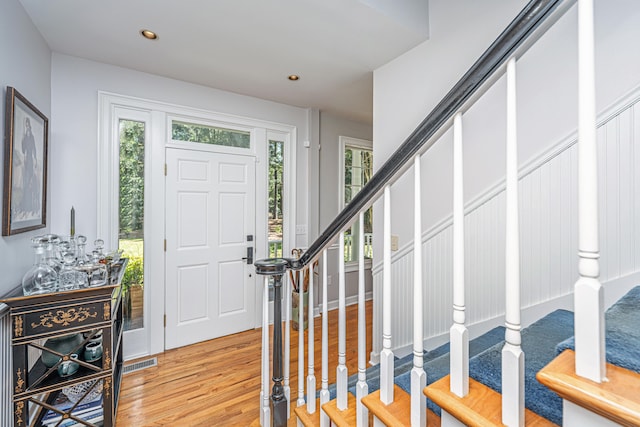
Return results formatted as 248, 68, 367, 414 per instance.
19, 0, 430, 124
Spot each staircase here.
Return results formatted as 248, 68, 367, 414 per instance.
256, 0, 640, 426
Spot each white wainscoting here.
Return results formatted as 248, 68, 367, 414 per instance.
372, 89, 640, 358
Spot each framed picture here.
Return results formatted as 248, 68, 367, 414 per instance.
2, 87, 48, 236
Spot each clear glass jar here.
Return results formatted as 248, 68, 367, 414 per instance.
41, 234, 62, 273
22, 243, 59, 295
88, 250, 108, 287
59, 251, 80, 291
76, 235, 88, 265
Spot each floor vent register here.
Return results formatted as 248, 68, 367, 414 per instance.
123, 357, 158, 374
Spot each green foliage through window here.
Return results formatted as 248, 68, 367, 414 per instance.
119, 121, 145, 239
119, 121, 145, 331
172, 121, 250, 148
268, 140, 284, 257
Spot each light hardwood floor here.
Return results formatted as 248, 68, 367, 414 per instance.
116, 300, 372, 426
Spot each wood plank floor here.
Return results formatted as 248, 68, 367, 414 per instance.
116, 300, 372, 426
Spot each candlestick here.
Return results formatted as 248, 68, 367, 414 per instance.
71, 206, 75, 238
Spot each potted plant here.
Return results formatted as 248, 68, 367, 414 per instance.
121, 255, 143, 326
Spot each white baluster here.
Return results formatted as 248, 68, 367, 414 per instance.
356, 212, 369, 427
307, 263, 316, 414
502, 56, 524, 427
320, 250, 330, 427
575, 0, 605, 383
411, 157, 426, 427
337, 231, 348, 410
261, 276, 271, 427
380, 185, 394, 405
298, 267, 305, 408
450, 112, 469, 398
284, 273, 291, 418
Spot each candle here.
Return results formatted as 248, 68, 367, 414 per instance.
71, 206, 75, 237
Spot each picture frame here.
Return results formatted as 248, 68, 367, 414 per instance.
2, 87, 48, 236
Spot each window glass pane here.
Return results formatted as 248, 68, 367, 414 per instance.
345, 148, 353, 168
343, 142, 373, 262
118, 120, 145, 331
172, 120, 250, 149
268, 140, 284, 258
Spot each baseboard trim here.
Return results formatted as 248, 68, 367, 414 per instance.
317, 291, 373, 314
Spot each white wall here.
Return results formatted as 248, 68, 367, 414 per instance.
0, 0, 52, 296
370, 0, 640, 354
317, 112, 373, 307
373, 89, 640, 356
373, 0, 640, 255
49, 53, 310, 248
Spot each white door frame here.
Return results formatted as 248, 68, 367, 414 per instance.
98, 92, 297, 358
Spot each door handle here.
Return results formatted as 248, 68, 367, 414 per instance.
242, 247, 254, 265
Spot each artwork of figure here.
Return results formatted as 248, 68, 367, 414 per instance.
3, 87, 48, 235
20, 117, 40, 216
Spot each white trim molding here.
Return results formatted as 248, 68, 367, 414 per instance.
372, 85, 640, 356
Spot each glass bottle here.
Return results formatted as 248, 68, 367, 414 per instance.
89, 250, 108, 287
76, 235, 88, 265
94, 239, 106, 264
22, 242, 59, 295
42, 234, 62, 273
59, 251, 79, 291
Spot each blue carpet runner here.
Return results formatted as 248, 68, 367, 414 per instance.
468, 309, 574, 425
556, 286, 640, 374
316, 286, 639, 425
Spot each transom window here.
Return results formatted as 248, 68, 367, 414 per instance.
171, 120, 250, 149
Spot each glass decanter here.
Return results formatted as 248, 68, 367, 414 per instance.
75, 235, 89, 265
88, 250, 108, 287
94, 239, 106, 264
59, 250, 80, 291
22, 242, 59, 295
41, 234, 62, 273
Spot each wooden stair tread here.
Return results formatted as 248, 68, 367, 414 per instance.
537, 349, 640, 427
424, 376, 556, 427
361, 384, 440, 427
321, 393, 358, 427
294, 398, 321, 427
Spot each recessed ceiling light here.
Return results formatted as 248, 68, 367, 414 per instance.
140, 29, 158, 40
288, 75, 300, 81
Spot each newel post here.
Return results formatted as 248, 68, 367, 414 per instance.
256, 258, 290, 427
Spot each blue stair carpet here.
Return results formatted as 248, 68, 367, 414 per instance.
556, 286, 640, 374
321, 327, 504, 401
468, 309, 574, 425
394, 326, 506, 416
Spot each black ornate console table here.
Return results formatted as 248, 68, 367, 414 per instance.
1, 259, 127, 427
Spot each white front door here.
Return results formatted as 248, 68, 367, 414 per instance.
165, 147, 256, 349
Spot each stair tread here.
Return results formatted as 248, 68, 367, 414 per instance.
425, 375, 557, 427
362, 384, 441, 427
321, 392, 358, 427
537, 349, 640, 427
393, 325, 506, 416
468, 309, 574, 424
295, 398, 321, 427
556, 286, 640, 374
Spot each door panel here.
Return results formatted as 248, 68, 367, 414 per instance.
166, 147, 255, 349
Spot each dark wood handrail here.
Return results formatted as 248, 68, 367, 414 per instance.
286, 0, 569, 270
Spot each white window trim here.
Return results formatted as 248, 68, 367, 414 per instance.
338, 136, 373, 211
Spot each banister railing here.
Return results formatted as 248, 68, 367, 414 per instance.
290, 0, 573, 271
256, 0, 584, 426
